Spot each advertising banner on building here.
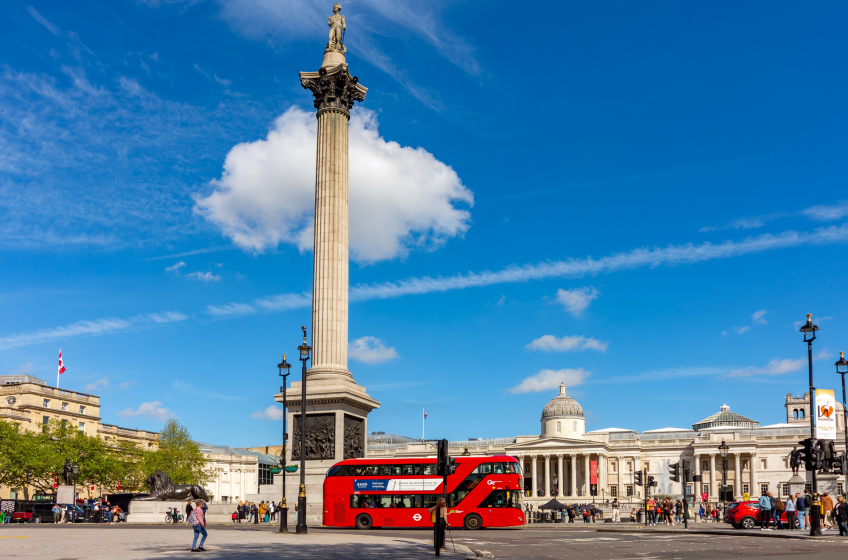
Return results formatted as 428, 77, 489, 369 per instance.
590, 460, 598, 485
816, 389, 837, 440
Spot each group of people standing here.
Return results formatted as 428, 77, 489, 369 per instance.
641, 497, 685, 525
231, 500, 278, 524
758, 490, 848, 534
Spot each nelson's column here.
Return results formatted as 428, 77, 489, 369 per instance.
275, 3, 380, 526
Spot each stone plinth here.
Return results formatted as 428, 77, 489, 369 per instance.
127, 501, 235, 524
787, 474, 806, 497
56, 485, 75, 505
816, 473, 840, 497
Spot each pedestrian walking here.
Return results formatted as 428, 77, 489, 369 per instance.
52, 504, 61, 524
784, 494, 795, 530
822, 492, 834, 530
186, 500, 194, 525
759, 491, 772, 530
189, 499, 207, 552
611, 498, 620, 523
428, 497, 448, 556
834, 495, 848, 536
795, 492, 806, 530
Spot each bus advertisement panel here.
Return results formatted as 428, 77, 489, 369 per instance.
323, 455, 523, 530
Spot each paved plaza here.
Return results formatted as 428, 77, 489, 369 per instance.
4, 524, 848, 559
0, 525, 474, 560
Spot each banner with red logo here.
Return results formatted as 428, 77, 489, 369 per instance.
590, 460, 598, 485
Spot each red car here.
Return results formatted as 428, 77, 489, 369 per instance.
724, 501, 799, 529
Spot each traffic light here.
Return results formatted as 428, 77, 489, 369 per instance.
834, 454, 847, 475
798, 438, 821, 471
634, 471, 643, 486
669, 462, 681, 483
648, 475, 656, 487
447, 457, 457, 476
437, 439, 449, 476
684, 468, 691, 482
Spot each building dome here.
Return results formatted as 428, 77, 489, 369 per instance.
542, 383, 584, 419
540, 383, 586, 438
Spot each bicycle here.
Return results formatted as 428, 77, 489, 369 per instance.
165, 509, 184, 524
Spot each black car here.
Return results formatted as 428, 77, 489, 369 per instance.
29, 503, 85, 523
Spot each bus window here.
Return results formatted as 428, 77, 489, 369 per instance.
377, 465, 392, 476
477, 490, 515, 509
351, 465, 367, 476
493, 463, 505, 474
327, 465, 350, 477
421, 464, 437, 475
508, 463, 521, 475
421, 494, 440, 509
401, 465, 416, 475
363, 465, 379, 476
390, 465, 403, 475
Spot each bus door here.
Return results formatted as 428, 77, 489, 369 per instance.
477, 490, 513, 527
330, 492, 349, 526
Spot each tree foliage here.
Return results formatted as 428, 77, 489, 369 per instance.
0, 419, 211, 497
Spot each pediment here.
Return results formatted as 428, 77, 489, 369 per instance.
504, 436, 607, 452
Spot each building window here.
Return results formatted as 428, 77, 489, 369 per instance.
800, 409, 805, 418
782, 484, 790, 496
61, 419, 67, 426
804, 483, 812, 494
793, 409, 798, 418
743, 484, 749, 495
610, 461, 617, 473
685, 485, 692, 495
61, 402, 68, 411
148, 443, 153, 448
259, 464, 273, 486
626, 485, 634, 497
610, 485, 618, 497
760, 484, 769, 495
80, 405, 86, 414
222, 496, 228, 504
838, 483, 844, 495
43, 398, 50, 408
79, 422, 85, 431
628, 461, 633, 473
702, 484, 710, 496
43, 415, 49, 425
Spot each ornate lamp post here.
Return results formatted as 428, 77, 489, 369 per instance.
835, 352, 848, 491
800, 314, 822, 536
296, 326, 312, 535
71, 462, 80, 518
277, 354, 292, 534
718, 439, 729, 515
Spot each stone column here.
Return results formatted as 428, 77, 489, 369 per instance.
734, 453, 742, 500
531, 455, 538, 498
750, 452, 758, 495
709, 454, 716, 501
694, 454, 701, 501
584, 454, 590, 497
544, 455, 551, 496
300, 56, 367, 380
557, 455, 564, 497
570, 454, 577, 498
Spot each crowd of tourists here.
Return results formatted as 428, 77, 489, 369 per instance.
229, 500, 279, 524
756, 490, 848, 534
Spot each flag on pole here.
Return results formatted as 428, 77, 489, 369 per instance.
423, 409, 427, 420
58, 350, 66, 375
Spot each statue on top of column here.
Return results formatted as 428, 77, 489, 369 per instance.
327, 3, 346, 54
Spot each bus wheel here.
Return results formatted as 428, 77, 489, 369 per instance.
464, 514, 482, 530
355, 514, 373, 530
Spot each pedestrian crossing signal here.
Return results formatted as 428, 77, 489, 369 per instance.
669, 462, 681, 482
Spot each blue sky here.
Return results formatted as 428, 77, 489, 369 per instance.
2, 0, 847, 447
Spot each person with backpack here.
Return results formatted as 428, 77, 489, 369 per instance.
769, 492, 783, 529
189, 499, 207, 552
185, 500, 194, 525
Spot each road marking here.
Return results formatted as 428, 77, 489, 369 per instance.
0, 536, 29, 539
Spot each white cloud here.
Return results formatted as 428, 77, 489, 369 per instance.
721, 331, 728, 336
251, 405, 286, 420
118, 380, 137, 390
254, 292, 312, 311
84, 378, 109, 392
147, 311, 188, 323
729, 358, 805, 377
526, 335, 608, 353
751, 310, 768, 324
347, 224, 848, 302
117, 401, 175, 422
496, 295, 506, 306
699, 218, 766, 233
206, 303, 256, 316
734, 326, 750, 334
0, 311, 187, 350
186, 271, 221, 282
349, 336, 399, 365
166, 261, 186, 274
815, 348, 834, 361
802, 201, 848, 221
194, 107, 473, 264
509, 368, 591, 394
555, 287, 600, 317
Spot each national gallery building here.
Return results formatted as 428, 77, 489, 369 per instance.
367, 384, 844, 508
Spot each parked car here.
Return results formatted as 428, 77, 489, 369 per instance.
27, 503, 86, 523
724, 501, 799, 529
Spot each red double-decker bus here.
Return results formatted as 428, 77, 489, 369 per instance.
323, 455, 523, 530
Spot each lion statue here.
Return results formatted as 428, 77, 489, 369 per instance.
132, 469, 209, 501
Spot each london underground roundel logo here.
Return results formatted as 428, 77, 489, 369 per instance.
413, 514, 422, 521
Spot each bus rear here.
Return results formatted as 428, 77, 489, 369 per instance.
323, 455, 523, 529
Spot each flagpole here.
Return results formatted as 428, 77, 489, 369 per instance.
57, 349, 61, 389
422, 409, 425, 441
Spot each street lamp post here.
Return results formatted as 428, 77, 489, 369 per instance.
718, 439, 729, 519
296, 326, 312, 535
71, 462, 79, 520
277, 354, 292, 534
835, 352, 848, 494
800, 314, 822, 536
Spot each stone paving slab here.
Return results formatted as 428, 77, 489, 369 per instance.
0, 526, 476, 559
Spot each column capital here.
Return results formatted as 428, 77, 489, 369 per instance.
300, 64, 367, 117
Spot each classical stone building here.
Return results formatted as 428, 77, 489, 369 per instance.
197, 442, 277, 505
368, 383, 846, 508
0, 374, 159, 500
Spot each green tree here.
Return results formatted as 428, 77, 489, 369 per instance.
142, 420, 211, 487
0, 421, 52, 496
